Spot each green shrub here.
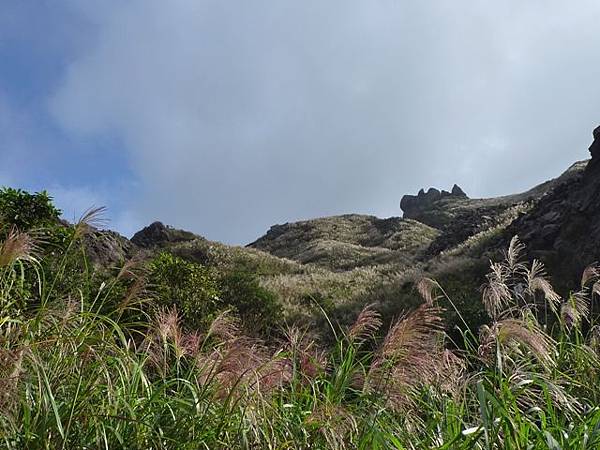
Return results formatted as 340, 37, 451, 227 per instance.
0, 187, 72, 263
148, 252, 221, 330
219, 269, 283, 335
0, 187, 61, 230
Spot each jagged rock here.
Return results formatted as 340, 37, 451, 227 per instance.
452, 184, 467, 197
397, 159, 588, 254
131, 221, 199, 248
588, 125, 600, 162
84, 229, 135, 267
400, 185, 469, 229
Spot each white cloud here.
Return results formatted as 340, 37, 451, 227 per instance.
51, 0, 600, 243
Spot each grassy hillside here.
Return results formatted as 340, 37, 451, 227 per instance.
2, 206, 600, 447
2, 154, 600, 448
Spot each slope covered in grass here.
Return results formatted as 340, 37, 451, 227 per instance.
2, 213, 600, 448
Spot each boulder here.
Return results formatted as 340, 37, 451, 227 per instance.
131, 221, 199, 248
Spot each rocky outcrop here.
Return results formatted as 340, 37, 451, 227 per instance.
588, 125, 600, 162
131, 221, 200, 248
83, 229, 136, 267
400, 185, 468, 224
396, 158, 589, 256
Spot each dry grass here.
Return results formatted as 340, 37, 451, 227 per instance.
3, 226, 600, 448
367, 302, 446, 411
348, 304, 382, 343
479, 318, 555, 367
0, 227, 38, 267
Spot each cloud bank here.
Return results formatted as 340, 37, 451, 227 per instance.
50, 0, 600, 243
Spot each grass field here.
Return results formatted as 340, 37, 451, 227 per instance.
1, 215, 600, 448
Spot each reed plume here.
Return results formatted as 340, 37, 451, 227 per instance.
0, 227, 37, 267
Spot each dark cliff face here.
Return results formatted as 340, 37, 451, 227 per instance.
510, 128, 600, 289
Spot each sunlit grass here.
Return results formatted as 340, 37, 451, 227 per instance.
2, 228, 600, 449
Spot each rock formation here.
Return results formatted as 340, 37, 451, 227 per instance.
588, 125, 600, 162
83, 229, 135, 267
400, 185, 468, 227
131, 221, 199, 248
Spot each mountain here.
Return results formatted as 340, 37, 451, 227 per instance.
68, 127, 599, 334
248, 158, 588, 272
248, 215, 439, 270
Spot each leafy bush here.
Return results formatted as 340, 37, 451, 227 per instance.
0, 187, 61, 230
149, 252, 282, 335
219, 269, 283, 335
148, 252, 221, 329
0, 187, 74, 261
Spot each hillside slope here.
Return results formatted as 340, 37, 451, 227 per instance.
248, 215, 439, 270
60, 127, 599, 334
247, 159, 588, 272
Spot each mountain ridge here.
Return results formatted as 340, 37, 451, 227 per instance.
67, 127, 600, 334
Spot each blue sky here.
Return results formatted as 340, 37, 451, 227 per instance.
2, 1, 600, 243
1, 1, 136, 229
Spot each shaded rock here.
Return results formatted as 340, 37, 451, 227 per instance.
541, 211, 561, 223
452, 184, 467, 197
131, 221, 199, 248
84, 229, 135, 267
400, 184, 469, 228
397, 159, 587, 255
589, 125, 600, 163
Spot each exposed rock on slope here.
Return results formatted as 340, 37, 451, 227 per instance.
247, 152, 589, 275
400, 185, 468, 227
83, 229, 135, 267
131, 221, 200, 248
400, 161, 588, 254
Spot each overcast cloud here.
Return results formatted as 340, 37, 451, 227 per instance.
6, 1, 600, 243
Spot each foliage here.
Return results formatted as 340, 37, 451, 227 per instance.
0, 187, 75, 265
148, 252, 221, 330
219, 268, 282, 335
0, 187, 61, 231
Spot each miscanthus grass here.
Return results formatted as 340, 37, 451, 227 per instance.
1, 228, 600, 449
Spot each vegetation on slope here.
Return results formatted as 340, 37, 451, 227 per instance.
2, 190, 600, 448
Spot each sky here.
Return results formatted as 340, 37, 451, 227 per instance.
1, 0, 600, 244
